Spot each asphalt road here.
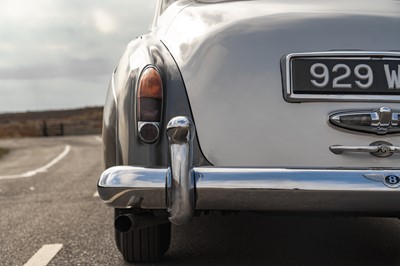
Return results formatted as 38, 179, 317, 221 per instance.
1, 135, 400, 265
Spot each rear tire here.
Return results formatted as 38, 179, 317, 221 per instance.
114, 209, 171, 263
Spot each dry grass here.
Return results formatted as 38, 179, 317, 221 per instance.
0, 107, 103, 138
0, 147, 9, 159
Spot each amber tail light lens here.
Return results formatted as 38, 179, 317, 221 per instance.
137, 67, 163, 143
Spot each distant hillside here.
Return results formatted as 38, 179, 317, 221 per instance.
0, 107, 103, 138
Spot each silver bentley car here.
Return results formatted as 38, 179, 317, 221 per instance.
98, 0, 400, 262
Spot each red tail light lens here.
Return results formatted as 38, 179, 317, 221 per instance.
137, 67, 162, 122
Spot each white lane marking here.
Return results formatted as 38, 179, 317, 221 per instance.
24, 244, 63, 266
93, 191, 99, 197
0, 145, 71, 180
94, 136, 102, 143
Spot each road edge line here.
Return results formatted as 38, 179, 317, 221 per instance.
0, 145, 71, 180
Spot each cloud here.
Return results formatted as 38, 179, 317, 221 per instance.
0, 58, 113, 79
0, 0, 56, 21
0, 0, 157, 112
0, 77, 109, 113
92, 9, 118, 34
0, 0, 157, 65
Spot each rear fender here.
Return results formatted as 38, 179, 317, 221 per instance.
105, 35, 210, 168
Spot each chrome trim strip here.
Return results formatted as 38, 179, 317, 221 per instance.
194, 167, 400, 191
194, 167, 400, 212
284, 51, 400, 103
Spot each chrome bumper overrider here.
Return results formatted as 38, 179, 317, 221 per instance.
98, 116, 400, 225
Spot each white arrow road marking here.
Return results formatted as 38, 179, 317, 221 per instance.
0, 145, 71, 180
24, 244, 63, 266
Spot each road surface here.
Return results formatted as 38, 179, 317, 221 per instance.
1, 136, 400, 265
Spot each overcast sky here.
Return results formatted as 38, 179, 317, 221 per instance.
0, 0, 157, 113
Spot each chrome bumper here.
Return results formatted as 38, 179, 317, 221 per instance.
98, 117, 400, 225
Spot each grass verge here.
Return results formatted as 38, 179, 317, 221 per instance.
0, 147, 9, 159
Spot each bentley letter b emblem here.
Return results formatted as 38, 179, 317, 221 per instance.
363, 174, 400, 188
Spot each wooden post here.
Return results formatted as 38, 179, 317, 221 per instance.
42, 121, 48, 137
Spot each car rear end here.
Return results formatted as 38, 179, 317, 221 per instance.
98, 0, 400, 262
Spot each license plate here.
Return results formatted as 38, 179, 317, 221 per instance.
284, 52, 400, 102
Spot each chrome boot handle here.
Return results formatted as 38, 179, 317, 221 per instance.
330, 141, 400, 158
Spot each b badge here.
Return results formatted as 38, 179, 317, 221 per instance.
363, 174, 400, 188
